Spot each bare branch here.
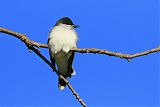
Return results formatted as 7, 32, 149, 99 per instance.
71, 47, 160, 59
0, 27, 159, 107
28, 45, 87, 107
0, 27, 159, 60
59, 75, 87, 107
0, 27, 48, 48
0, 27, 87, 107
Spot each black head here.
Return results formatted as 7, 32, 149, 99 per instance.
55, 17, 79, 28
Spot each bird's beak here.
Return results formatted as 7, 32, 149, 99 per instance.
73, 24, 80, 28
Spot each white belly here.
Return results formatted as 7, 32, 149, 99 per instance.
48, 25, 78, 54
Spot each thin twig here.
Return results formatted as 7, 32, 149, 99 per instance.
0, 27, 159, 107
60, 75, 87, 107
71, 47, 160, 59
0, 27, 48, 48
0, 27, 87, 107
0, 27, 159, 60
27, 46, 87, 107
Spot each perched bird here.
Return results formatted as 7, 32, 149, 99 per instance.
48, 17, 79, 90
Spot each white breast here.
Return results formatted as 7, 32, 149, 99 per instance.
48, 24, 78, 53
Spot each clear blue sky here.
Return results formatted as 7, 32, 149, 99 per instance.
0, 0, 159, 107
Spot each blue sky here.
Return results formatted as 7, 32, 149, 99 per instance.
0, 0, 159, 107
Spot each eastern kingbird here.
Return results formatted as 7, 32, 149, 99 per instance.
48, 17, 79, 90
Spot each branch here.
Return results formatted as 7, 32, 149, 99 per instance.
0, 27, 159, 60
0, 27, 87, 107
0, 27, 48, 48
71, 47, 160, 59
0, 27, 159, 107
28, 45, 87, 107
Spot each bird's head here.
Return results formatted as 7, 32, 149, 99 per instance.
55, 17, 79, 28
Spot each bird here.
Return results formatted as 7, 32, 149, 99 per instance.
48, 17, 79, 90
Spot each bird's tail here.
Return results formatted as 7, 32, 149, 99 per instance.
58, 67, 76, 90
58, 77, 66, 90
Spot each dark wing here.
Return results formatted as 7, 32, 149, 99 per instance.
49, 50, 55, 67
48, 38, 55, 69
67, 52, 75, 77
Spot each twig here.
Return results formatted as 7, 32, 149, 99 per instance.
0, 27, 48, 48
71, 47, 160, 59
27, 45, 87, 107
0, 27, 159, 60
59, 75, 87, 107
0, 27, 87, 107
0, 27, 159, 107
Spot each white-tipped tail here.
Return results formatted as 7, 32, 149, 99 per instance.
58, 77, 66, 90
59, 85, 65, 90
